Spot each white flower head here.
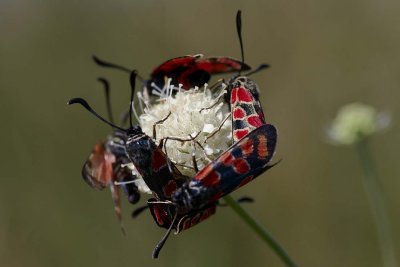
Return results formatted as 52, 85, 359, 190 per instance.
139, 81, 232, 176
327, 102, 392, 145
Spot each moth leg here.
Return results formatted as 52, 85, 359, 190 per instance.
153, 111, 172, 140
204, 113, 231, 144
109, 184, 126, 235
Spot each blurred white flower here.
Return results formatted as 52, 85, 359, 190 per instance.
139, 80, 232, 176
327, 102, 391, 145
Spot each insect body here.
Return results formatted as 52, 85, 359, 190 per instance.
81, 79, 143, 234
149, 54, 251, 90
69, 71, 219, 258
172, 123, 277, 211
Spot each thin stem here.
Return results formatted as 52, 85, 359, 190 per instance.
355, 140, 398, 267
223, 195, 298, 267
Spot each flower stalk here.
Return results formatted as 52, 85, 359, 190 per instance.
223, 195, 298, 267
355, 140, 398, 267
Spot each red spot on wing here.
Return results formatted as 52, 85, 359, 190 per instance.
195, 164, 214, 181
219, 152, 235, 165
198, 170, 221, 187
163, 180, 177, 198
153, 206, 167, 226
240, 138, 254, 156
257, 135, 269, 158
237, 87, 253, 103
190, 213, 201, 226
233, 158, 250, 174
231, 88, 238, 105
151, 55, 198, 76
233, 107, 246, 119
197, 57, 243, 73
234, 129, 250, 141
200, 206, 216, 222
152, 150, 167, 171
183, 219, 191, 230
247, 115, 263, 128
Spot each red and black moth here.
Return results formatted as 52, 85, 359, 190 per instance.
145, 10, 279, 258
92, 53, 250, 97
148, 54, 250, 91
69, 71, 219, 258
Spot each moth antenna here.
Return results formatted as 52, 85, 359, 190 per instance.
245, 64, 270, 77
68, 98, 126, 132
92, 55, 146, 82
128, 71, 137, 129
152, 209, 178, 259
97, 77, 114, 124
92, 55, 131, 73
131, 205, 149, 218
236, 10, 245, 75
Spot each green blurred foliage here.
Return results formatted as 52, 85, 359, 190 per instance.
1, 0, 399, 266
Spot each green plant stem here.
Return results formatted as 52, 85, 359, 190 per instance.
355, 140, 397, 267
223, 195, 298, 267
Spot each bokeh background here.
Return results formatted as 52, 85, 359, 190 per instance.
1, 0, 399, 266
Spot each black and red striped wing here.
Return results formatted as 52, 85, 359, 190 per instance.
193, 124, 277, 203
149, 55, 251, 89
230, 77, 266, 142
195, 57, 250, 74
148, 200, 216, 232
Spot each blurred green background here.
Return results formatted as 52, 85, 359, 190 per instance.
1, 0, 399, 266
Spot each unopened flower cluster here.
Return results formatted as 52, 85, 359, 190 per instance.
327, 102, 391, 145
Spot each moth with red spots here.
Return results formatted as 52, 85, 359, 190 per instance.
148, 54, 251, 91
171, 124, 277, 209
229, 76, 266, 142
69, 71, 219, 258
93, 53, 251, 96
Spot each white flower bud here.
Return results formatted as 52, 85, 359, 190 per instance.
327, 102, 391, 145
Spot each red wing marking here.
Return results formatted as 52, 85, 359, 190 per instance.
234, 129, 250, 141
257, 135, 269, 158
240, 138, 254, 156
183, 219, 191, 230
151, 149, 167, 171
233, 107, 246, 120
196, 57, 244, 73
151, 55, 200, 76
237, 87, 253, 103
153, 206, 167, 226
191, 213, 201, 226
219, 152, 234, 165
200, 206, 216, 221
247, 115, 263, 128
197, 170, 221, 187
233, 158, 251, 174
195, 164, 213, 180
163, 180, 177, 199
231, 88, 238, 104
